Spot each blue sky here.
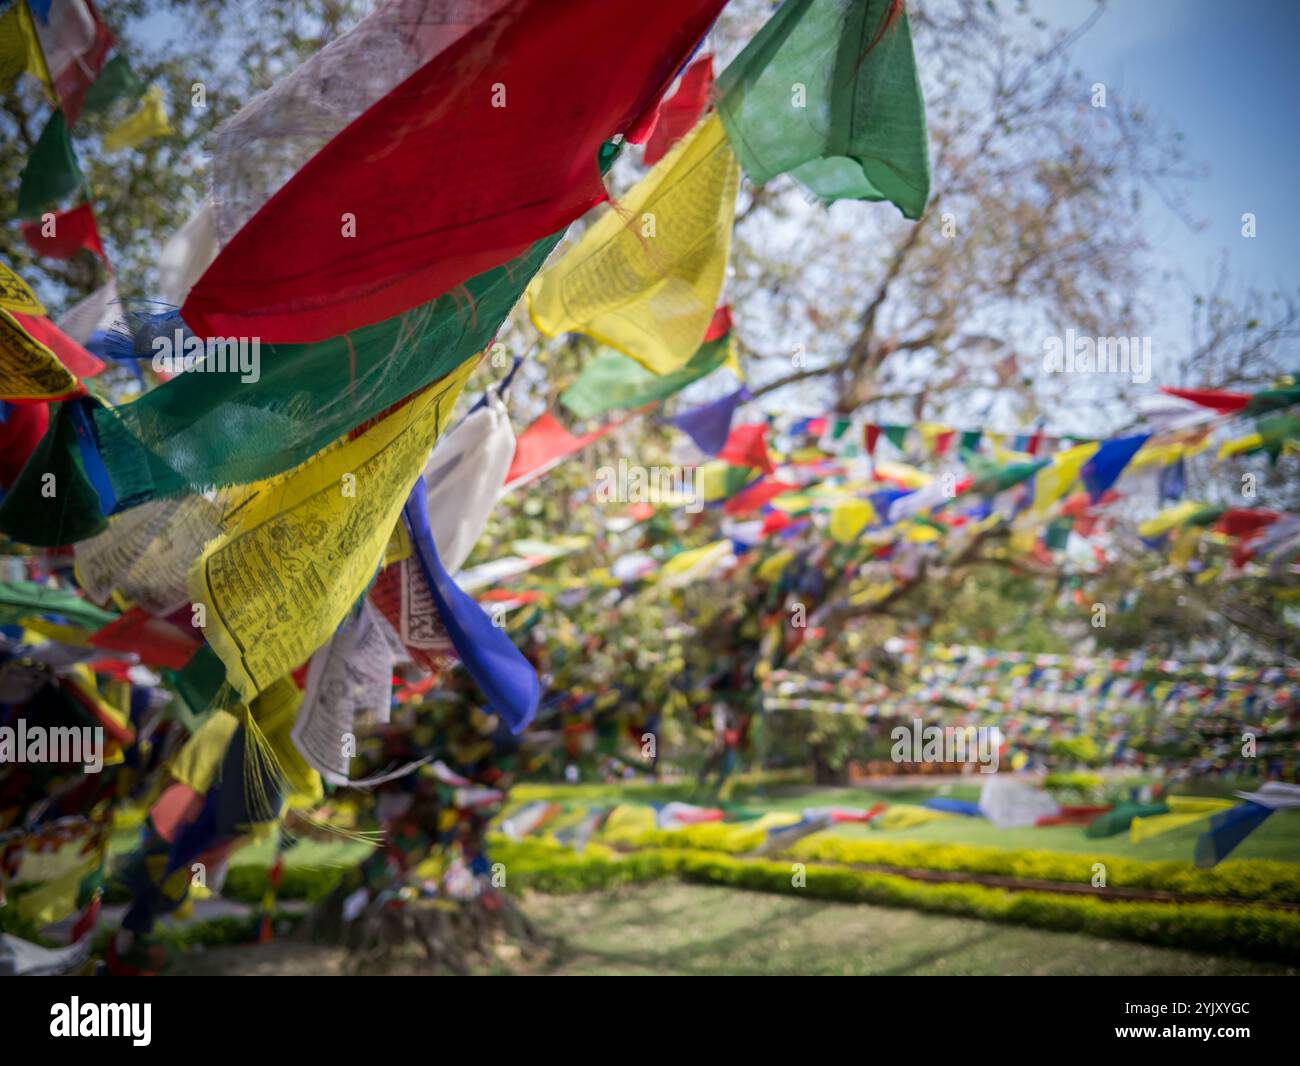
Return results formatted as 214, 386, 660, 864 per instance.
1051, 0, 1299, 308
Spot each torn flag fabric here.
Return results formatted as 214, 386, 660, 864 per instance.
209, 0, 515, 246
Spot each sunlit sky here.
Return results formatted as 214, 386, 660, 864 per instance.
1047, 0, 1299, 311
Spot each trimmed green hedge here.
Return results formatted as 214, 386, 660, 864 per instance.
785, 836, 1300, 904
221, 864, 345, 904
491, 839, 1300, 962
597, 824, 1300, 904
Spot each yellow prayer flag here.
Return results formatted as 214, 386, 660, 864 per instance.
873, 460, 931, 489
0, 261, 46, 315
1130, 797, 1234, 844
1218, 433, 1264, 460
17, 854, 100, 925
189, 358, 475, 701
0, 1, 49, 96
1137, 500, 1208, 539
1031, 441, 1099, 515
102, 84, 173, 153
1169, 526, 1204, 568
528, 113, 739, 374
0, 308, 79, 400
756, 549, 795, 582
383, 518, 413, 567
169, 709, 241, 794
659, 539, 734, 586
829, 498, 875, 543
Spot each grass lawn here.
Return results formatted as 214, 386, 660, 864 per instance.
512, 781, 1300, 865
166, 883, 1300, 976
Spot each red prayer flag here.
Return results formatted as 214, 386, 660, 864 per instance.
182, 0, 728, 343
865, 423, 881, 457
643, 54, 714, 166
88, 608, 202, 670
704, 304, 733, 342
725, 478, 798, 516
504, 411, 622, 489
20, 203, 107, 262
1214, 508, 1279, 538
719, 423, 776, 475
1160, 386, 1251, 414
0, 401, 49, 487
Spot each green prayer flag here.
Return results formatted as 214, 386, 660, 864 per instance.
966, 456, 1048, 496
83, 55, 146, 116
92, 146, 624, 507
560, 333, 731, 420
0, 402, 107, 547
958, 430, 983, 456
165, 643, 231, 727
1043, 516, 1073, 551
716, 0, 931, 218
0, 580, 117, 630
17, 109, 85, 221
882, 423, 909, 452
1084, 802, 1168, 839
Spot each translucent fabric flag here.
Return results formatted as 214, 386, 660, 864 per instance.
27, 0, 114, 126
1129, 797, 1234, 844
291, 601, 395, 786
560, 329, 732, 420
157, 200, 218, 307
528, 113, 740, 375
93, 223, 568, 509
9, 311, 104, 380
55, 278, 119, 345
188, 357, 475, 702
1081, 434, 1149, 502
0, 2, 43, 95
183, 0, 727, 342
74, 496, 222, 616
101, 84, 172, 153
715, 0, 930, 219
643, 53, 714, 166
17, 109, 85, 220
718, 422, 776, 475
418, 390, 516, 574
210, 0, 514, 246
1194, 801, 1273, 868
